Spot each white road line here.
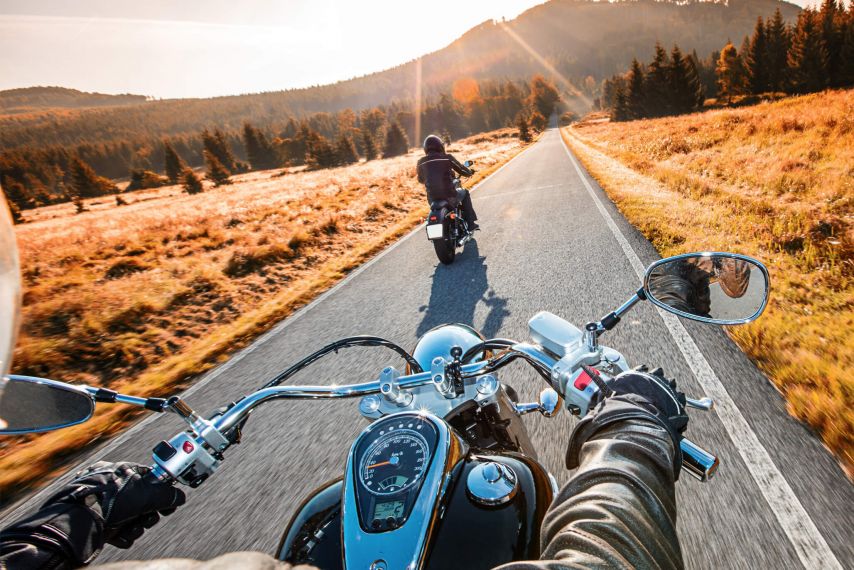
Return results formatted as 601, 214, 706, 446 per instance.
559, 130, 842, 570
0, 142, 536, 523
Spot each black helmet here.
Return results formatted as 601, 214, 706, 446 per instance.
423, 134, 444, 154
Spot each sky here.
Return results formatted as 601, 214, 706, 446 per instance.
0, 0, 548, 99
0, 0, 821, 100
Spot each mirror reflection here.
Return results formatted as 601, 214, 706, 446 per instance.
0, 376, 94, 434
646, 254, 768, 323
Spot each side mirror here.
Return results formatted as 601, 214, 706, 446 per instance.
464, 160, 474, 167
644, 252, 769, 325
0, 376, 95, 434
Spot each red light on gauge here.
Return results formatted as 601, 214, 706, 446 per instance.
182, 441, 195, 454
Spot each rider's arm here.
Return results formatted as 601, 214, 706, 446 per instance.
416, 158, 426, 184
447, 154, 473, 177
0, 462, 185, 570
498, 371, 686, 570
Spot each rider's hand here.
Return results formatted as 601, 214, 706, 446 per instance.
566, 368, 688, 479
1, 461, 185, 565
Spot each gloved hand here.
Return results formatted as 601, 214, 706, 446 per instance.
0, 461, 185, 566
566, 368, 688, 479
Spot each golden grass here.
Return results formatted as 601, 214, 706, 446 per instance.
563, 89, 853, 476
1, 128, 527, 505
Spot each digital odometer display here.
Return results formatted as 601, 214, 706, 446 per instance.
373, 500, 405, 520
359, 429, 429, 496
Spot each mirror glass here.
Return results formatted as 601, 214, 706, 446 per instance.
464, 160, 474, 167
0, 376, 94, 434
645, 254, 768, 324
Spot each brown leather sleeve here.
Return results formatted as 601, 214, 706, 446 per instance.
497, 420, 684, 570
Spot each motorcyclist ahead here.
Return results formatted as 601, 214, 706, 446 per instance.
0, 192, 688, 569
416, 135, 480, 231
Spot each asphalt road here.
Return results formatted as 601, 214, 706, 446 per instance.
5, 127, 852, 568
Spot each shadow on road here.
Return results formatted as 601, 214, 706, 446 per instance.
416, 240, 510, 338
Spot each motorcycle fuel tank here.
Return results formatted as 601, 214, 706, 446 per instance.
277, 453, 553, 569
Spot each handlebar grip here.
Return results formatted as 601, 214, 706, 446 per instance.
148, 463, 174, 483
680, 437, 718, 482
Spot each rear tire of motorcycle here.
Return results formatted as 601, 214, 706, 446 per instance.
434, 238, 456, 265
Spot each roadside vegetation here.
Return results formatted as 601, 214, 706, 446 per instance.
0, 128, 528, 505
563, 89, 853, 476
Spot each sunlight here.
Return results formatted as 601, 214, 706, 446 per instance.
497, 21, 592, 108
414, 57, 423, 146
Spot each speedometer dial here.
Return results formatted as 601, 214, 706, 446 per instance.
359, 429, 429, 496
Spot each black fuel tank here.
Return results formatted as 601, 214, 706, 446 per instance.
278, 455, 553, 569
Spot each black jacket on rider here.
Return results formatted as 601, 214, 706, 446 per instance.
416, 151, 473, 203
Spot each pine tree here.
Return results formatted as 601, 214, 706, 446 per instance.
840, 14, 854, 86
645, 43, 671, 117
163, 141, 186, 184
382, 122, 409, 158
788, 9, 829, 93
202, 129, 238, 173
335, 134, 358, 165
685, 52, 706, 110
362, 130, 377, 161
626, 59, 646, 119
70, 157, 116, 198
819, 0, 844, 86
242, 123, 278, 171
745, 17, 770, 94
517, 115, 532, 142
765, 9, 792, 93
204, 150, 232, 186
716, 42, 747, 103
305, 133, 337, 169
611, 87, 630, 121
669, 45, 701, 114
182, 169, 204, 195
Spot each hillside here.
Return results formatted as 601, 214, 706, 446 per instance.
0, 0, 800, 151
563, 89, 853, 475
0, 86, 147, 114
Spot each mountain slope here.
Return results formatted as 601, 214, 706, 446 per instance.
0, 87, 147, 114
0, 0, 800, 150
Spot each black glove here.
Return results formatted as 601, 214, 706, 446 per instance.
0, 461, 185, 566
566, 368, 688, 479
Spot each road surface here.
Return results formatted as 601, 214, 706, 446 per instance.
4, 127, 852, 569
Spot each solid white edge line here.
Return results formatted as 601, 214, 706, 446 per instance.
0, 140, 537, 523
559, 129, 841, 570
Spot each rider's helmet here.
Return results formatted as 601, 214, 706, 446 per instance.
714, 257, 751, 298
423, 134, 444, 154
0, 191, 22, 427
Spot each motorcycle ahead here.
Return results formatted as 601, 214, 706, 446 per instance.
425, 160, 475, 265
0, 252, 770, 570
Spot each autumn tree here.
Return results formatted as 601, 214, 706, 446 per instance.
204, 150, 232, 186
202, 129, 239, 173
716, 42, 747, 103
127, 169, 168, 191
163, 141, 186, 184
517, 115, 532, 142
840, 11, 854, 85
305, 133, 337, 169
335, 134, 359, 165
528, 75, 560, 119
382, 122, 409, 158
818, 0, 844, 86
182, 169, 204, 195
788, 9, 829, 93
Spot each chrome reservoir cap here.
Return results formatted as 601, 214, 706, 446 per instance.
467, 461, 518, 506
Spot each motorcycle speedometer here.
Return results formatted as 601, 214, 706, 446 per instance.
359, 429, 429, 496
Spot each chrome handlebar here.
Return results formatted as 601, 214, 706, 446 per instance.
151, 344, 717, 484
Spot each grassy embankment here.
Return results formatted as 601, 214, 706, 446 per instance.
562, 89, 853, 476
1, 128, 528, 505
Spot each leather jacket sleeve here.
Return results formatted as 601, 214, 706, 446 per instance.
447, 154, 473, 177
498, 418, 684, 570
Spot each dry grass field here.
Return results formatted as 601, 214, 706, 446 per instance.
1, 128, 526, 504
563, 89, 853, 476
